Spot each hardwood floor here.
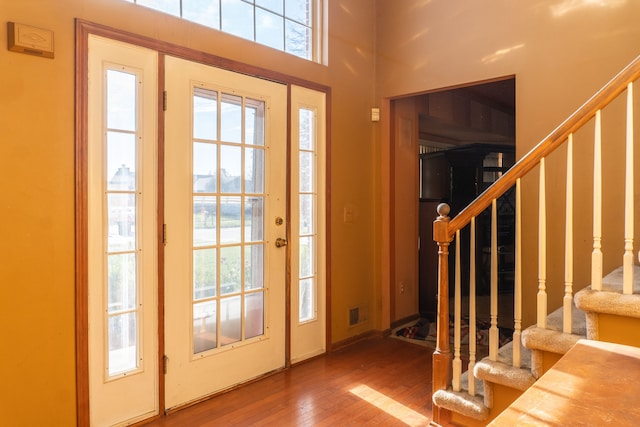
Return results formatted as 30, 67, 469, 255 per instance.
145, 336, 434, 426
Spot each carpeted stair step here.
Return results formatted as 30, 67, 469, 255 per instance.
575, 265, 640, 324
433, 340, 535, 421
522, 302, 587, 354
474, 340, 535, 392
432, 370, 490, 421
522, 298, 586, 378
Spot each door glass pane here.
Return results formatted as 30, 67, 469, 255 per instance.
299, 278, 314, 322
107, 70, 136, 131
299, 236, 314, 278
300, 194, 314, 235
107, 256, 136, 316
245, 292, 264, 339
108, 194, 137, 252
299, 108, 314, 150
299, 151, 314, 192
220, 145, 242, 193
108, 253, 137, 312
107, 132, 136, 191
108, 312, 138, 375
193, 142, 217, 193
221, 94, 243, 143
245, 196, 264, 242
244, 244, 264, 290
245, 99, 265, 146
193, 89, 218, 140
220, 245, 241, 295
193, 301, 217, 353
245, 148, 264, 193
220, 296, 242, 346
220, 196, 241, 243
194, 248, 217, 300
193, 196, 217, 247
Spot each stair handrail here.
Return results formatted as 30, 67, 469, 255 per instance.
431, 53, 640, 425
443, 54, 640, 238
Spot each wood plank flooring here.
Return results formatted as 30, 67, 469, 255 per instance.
145, 336, 434, 426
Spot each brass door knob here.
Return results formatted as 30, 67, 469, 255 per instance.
275, 238, 288, 248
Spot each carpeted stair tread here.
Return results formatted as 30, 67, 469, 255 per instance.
522, 303, 586, 355
474, 341, 535, 391
575, 265, 640, 319
460, 367, 485, 396
494, 339, 532, 369
433, 388, 489, 421
601, 265, 640, 292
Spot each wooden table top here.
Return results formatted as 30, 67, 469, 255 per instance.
488, 339, 640, 426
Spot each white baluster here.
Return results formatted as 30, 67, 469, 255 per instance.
538, 158, 547, 328
592, 110, 603, 291
513, 179, 522, 368
490, 199, 499, 361
564, 134, 574, 333
469, 217, 477, 395
453, 230, 462, 391
623, 82, 634, 295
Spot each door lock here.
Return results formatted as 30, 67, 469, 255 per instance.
275, 238, 288, 248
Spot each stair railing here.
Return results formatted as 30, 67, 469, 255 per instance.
431, 53, 640, 424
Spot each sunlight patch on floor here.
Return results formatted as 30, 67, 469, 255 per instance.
349, 384, 429, 426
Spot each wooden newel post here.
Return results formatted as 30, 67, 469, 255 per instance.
432, 203, 453, 396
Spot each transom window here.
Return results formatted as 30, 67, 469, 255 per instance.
124, 0, 318, 61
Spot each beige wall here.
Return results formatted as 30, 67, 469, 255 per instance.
3, 0, 640, 424
0, 1, 377, 424
375, 0, 640, 328
392, 97, 420, 320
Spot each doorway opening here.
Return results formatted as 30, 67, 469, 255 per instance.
389, 77, 515, 341
418, 78, 516, 328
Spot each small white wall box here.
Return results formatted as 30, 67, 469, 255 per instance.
7, 22, 54, 59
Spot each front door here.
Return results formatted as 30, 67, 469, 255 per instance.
163, 56, 288, 410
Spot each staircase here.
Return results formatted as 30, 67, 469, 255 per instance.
429, 54, 640, 427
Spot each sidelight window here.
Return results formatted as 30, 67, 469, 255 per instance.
105, 68, 142, 377
297, 107, 317, 323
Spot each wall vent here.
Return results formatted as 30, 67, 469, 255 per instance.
349, 308, 360, 326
